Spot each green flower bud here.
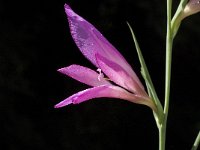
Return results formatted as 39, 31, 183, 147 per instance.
171, 0, 200, 37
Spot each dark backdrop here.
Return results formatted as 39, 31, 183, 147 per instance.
1, 0, 200, 149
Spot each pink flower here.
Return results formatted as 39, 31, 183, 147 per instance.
183, 0, 200, 18
55, 4, 155, 110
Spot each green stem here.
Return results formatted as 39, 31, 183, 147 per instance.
191, 130, 200, 150
165, 0, 172, 119
159, 125, 166, 150
159, 0, 173, 150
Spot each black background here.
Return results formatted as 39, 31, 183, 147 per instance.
1, 0, 200, 149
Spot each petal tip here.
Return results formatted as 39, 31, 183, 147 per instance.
57, 65, 75, 74
64, 4, 71, 10
54, 99, 73, 108
64, 4, 84, 22
54, 105, 60, 108
64, 4, 74, 16
57, 68, 64, 73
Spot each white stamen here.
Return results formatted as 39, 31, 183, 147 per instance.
97, 68, 104, 81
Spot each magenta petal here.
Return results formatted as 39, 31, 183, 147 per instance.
58, 64, 110, 87
64, 4, 143, 88
96, 54, 146, 96
54, 85, 145, 108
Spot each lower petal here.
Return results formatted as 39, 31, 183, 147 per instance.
54, 85, 149, 108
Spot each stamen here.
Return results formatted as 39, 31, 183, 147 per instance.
97, 68, 104, 81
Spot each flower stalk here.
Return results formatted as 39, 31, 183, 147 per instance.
158, 0, 173, 149
159, 0, 200, 149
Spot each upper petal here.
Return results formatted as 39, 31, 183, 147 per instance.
96, 54, 147, 96
64, 4, 143, 89
54, 85, 149, 108
58, 64, 111, 87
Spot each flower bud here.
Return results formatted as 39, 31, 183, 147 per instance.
183, 0, 200, 18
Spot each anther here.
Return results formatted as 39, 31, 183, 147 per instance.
97, 68, 104, 81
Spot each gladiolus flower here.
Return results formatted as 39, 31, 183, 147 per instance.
55, 4, 156, 111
